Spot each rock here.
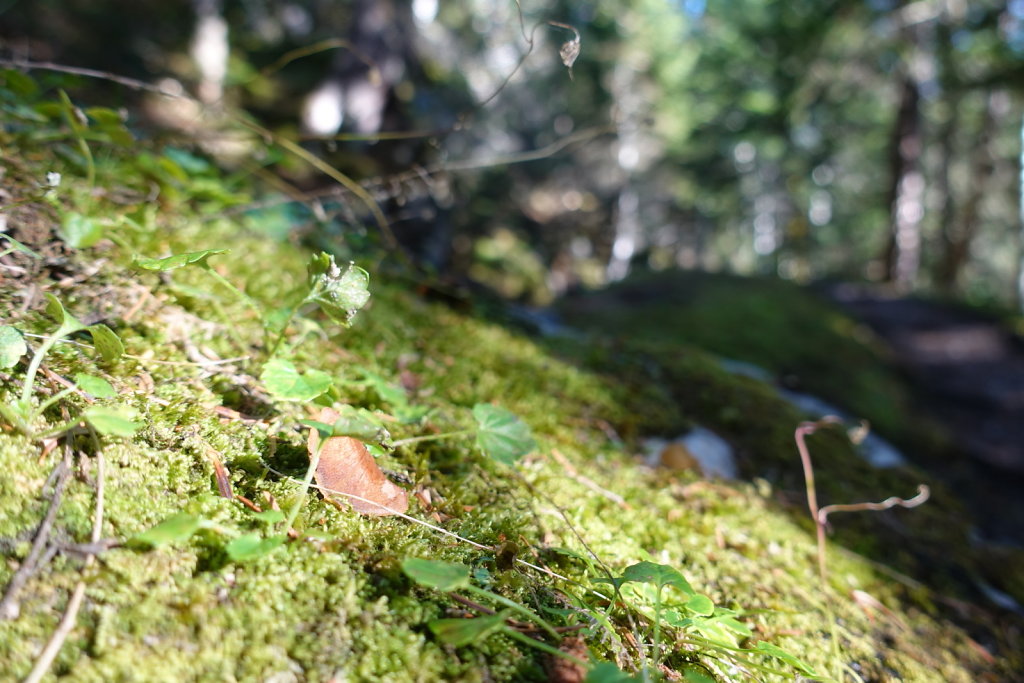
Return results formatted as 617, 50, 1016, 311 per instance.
646, 426, 738, 479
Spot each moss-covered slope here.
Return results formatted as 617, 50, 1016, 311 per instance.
1, 85, 1021, 682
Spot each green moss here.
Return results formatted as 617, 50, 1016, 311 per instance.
556, 269, 951, 453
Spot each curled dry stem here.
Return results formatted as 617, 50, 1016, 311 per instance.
794, 417, 929, 584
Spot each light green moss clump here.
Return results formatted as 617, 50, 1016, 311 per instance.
1, 132, 1018, 682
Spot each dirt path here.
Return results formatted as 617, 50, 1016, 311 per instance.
828, 284, 1024, 546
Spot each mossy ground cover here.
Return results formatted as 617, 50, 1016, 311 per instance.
1, 83, 1021, 681
556, 269, 949, 454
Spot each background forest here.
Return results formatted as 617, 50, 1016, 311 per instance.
4, 0, 1024, 307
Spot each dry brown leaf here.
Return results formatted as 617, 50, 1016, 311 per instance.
308, 408, 409, 516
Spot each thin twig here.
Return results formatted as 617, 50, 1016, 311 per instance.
0, 450, 71, 620
548, 448, 630, 509
0, 59, 175, 96
24, 441, 104, 683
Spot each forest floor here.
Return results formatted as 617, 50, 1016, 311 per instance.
827, 284, 1024, 548
4, 81, 1024, 680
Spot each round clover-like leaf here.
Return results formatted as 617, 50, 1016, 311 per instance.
472, 403, 536, 465
75, 373, 117, 398
225, 534, 285, 562
619, 561, 696, 595
685, 593, 715, 616
60, 211, 105, 248
260, 358, 333, 402
0, 325, 27, 368
429, 611, 508, 647
83, 406, 142, 436
132, 513, 204, 548
44, 294, 85, 334
87, 323, 124, 362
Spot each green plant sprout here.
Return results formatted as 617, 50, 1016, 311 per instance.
134, 250, 370, 395
401, 557, 586, 667
130, 509, 286, 563
0, 295, 137, 439
595, 561, 820, 681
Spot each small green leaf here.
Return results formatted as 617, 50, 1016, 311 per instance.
753, 642, 819, 677
162, 147, 213, 175
251, 509, 286, 524
260, 359, 333, 402
300, 405, 391, 444
330, 263, 371, 310
83, 406, 142, 436
680, 664, 719, 683
715, 615, 753, 637
472, 404, 536, 465
133, 513, 204, 547
429, 611, 508, 646
585, 663, 642, 683
301, 420, 335, 439
44, 294, 85, 334
685, 593, 715, 616
57, 89, 86, 133
401, 557, 472, 591
0, 326, 27, 368
60, 211, 105, 248
306, 251, 333, 280
74, 373, 117, 398
312, 258, 371, 325
134, 249, 228, 271
622, 561, 695, 595
1, 69, 39, 97
357, 370, 429, 424
0, 233, 42, 258
84, 107, 123, 125
87, 324, 124, 362
225, 534, 285, 562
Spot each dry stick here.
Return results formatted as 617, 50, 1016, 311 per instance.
219, 124, 615, 219
24, 442, 105, 683
0, 450, 72, 620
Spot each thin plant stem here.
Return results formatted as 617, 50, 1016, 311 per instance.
391, 429, 473, 448
203, 265, 263, 320
503, 627, 587, 667
465, 585, 561, 641
283, 439, 325, 533
20, 331, 69, 406
652, 586, 663, 671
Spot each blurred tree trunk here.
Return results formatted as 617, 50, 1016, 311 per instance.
882, 74, 924, 290
1016, 113, 1024, 312
936, 92, 996, 292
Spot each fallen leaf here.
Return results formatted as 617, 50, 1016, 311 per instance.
308, 408, 409, 516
